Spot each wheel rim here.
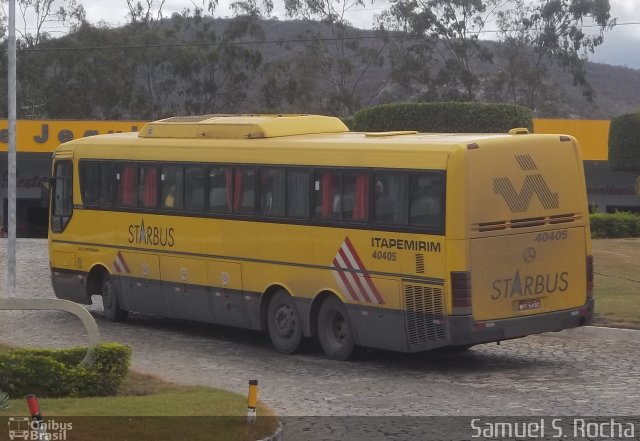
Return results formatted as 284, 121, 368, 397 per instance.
274, 304, 297, 339
328, 310, 348, 345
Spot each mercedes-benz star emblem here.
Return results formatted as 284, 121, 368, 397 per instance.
523, 247, 536, 263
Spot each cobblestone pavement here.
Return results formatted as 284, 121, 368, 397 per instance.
1, 240, 639, 426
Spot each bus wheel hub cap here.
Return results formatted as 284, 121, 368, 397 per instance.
275, 306, 295, 338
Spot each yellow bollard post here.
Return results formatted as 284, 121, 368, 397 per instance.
247, 380, 258, 424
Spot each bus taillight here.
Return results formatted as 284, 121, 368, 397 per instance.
586, 255, 594, 299
451, 271, 472, 315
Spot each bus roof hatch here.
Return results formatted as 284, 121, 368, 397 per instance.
139, 114, 349, 139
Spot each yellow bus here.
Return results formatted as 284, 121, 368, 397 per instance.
48, 114, 594, 360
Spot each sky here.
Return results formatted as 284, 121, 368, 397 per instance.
33, 0, 640, 70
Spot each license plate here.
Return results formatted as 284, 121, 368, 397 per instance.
518, 299, 541, 311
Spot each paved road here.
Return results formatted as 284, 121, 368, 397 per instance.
1, 240, 639, 436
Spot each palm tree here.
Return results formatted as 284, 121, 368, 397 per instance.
0, 390, 9, 410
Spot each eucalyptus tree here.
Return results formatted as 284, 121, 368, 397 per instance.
280, 0, 389, 116
493, 0, 615, 112
382, 0, 500, 100
0, 0, 86, 118
168, 4, 266, 115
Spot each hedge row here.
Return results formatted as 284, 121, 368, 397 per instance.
351, 102, 534, 133
608, 113, 640, 172
590, 212, 640, 238
0, 343, 131, 398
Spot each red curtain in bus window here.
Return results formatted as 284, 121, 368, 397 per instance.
120, 165, 135, 205
352, 173, 369, 221
233, 168, 244, 211
321, 173, 334, 218
143, 167, 157, 207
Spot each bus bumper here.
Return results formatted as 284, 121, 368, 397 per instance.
448, 298, 595, 346
50, 268, 91, 305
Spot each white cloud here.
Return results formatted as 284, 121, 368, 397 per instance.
590, 0, 640, 68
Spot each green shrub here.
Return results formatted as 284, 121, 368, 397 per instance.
608, 113, 640, 172
351, 102, 533, 133
589, 212, 640, 238
0, 343, 131, 398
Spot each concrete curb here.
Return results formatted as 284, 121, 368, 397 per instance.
256, 421, 284, 441
549, 325, 640, 343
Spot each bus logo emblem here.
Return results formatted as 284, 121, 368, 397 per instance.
493, 155, 559, 213
523, 247, 536, 263
331, 237, 384, 304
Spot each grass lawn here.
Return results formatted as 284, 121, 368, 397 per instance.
0, 345, 277, 441
592, 238, 640, 329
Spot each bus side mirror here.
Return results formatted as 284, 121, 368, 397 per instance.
39, 176, 54, 191
40, 177, 54, 206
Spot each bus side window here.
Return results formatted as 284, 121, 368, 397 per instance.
117, 164, 137, 207
80, 161, 100, 205
287, 169, 310, 219
343, 172, 369, 222
409, 174, 443, 228
161, 165, 184, 210
374, 172, 408, 225
314, 171, 342, 220
208, 166, 231, 213
98, 163, 115, 206
259, 167, 285, 217
185, 166, 205, 212
138, 165, 158, 208
232, 167, 255, 214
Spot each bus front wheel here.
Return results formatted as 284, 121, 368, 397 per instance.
318, 296, 355, 361
101, 275, 128, 322
267, 290, 303, 354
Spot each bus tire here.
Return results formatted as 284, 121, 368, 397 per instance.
102, 274, 128, 322
267, 290, 303, 354
318, 296, 355, 361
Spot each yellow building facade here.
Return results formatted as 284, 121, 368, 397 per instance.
534, 119, 639, 214
0, 120, 143, 236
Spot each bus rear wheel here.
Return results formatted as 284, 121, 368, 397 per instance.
101, 274, 128, 322
267, 290, 303, 354
318, 296, 355, 361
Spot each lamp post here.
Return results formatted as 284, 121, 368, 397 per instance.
7, 0, 17, 298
